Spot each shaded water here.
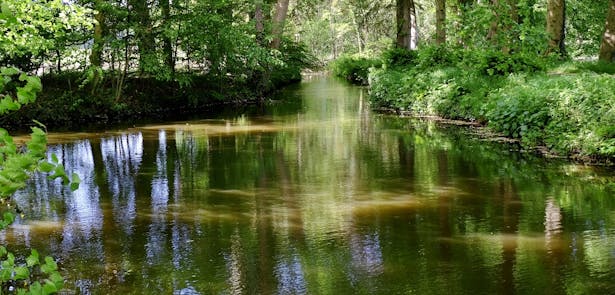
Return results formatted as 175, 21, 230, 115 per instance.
6, 76, 615, 294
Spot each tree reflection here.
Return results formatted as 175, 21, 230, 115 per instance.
7, 77, 615, 294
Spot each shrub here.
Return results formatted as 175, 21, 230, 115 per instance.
416, 45, 461, 68
330, 55, 382, 85
472, 50, 545, 76
382, 47, 417, 68
486, 73, 615, 157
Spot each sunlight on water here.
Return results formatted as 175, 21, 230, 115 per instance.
7, 76, 615, 294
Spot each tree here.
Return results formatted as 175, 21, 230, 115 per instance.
160, 0, 175, 74
90, 0, 106, 68
396, 0, 418, 50
271, 0, 290, 49
435, 0, 446, 44
599, 0, 615, 61
255, 0, 265, 45
546, 0, 566, 56
128, 0, 156, 72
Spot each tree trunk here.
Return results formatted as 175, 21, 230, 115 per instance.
270, 0, 290, 49
255, 0, 265, 45
90, 0, 105, 67
508, 0, 519, 24
129, 0, 156, 73
396, 0, 409, 48
396, 0, 419, 50
160, 0, 174, 75
487, 0, 500, 42
599, 0, 615, 62
546, 0, 566, 56
410, 1, 418, 49
435, 0, 446, 44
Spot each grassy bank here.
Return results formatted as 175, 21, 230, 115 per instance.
0, 67, 303, 131
334, 48, 615, 163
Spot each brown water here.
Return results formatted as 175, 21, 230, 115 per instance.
6, 76, 615, 294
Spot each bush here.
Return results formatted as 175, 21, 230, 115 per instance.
486, 73, 615, 157
471, 50, 546, 76
382, 47, 417, 68
416, 45, 461, 68
330, 55, 382, 85
368, 47, 615, 160
370, 66, 500, 121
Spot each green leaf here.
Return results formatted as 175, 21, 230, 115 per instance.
42, 280, 58, 295
49, 272, 64, 288
51, 153, 59, 164
0, 67, 18, 76
0, 268, 12, 281
27, 249, 40, 267
39, 162, 54, 173
3, 212, 14, 225
0, 97, 21, 114
16, 87, 35, 104
0, 246, 7, 257
29, 282, 43, 295
70, 173, 81, 191
41, 256, 58, 273
13, 266, 29, 280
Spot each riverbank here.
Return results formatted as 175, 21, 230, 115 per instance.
0, 70, 301, 132
332, 49, 615, 164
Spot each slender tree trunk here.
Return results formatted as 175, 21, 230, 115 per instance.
160, 0, 174, 75
129, 0, 156, 73
396, 0, 419, 50
409, 1, 418, 49
599, 0, 615, 62
435, 0, 446, 44
255, 0, 265, 45
90, 0, 105, 67
270, 0, 290, 49
487, 0, 500, 42
396, 0, 408, 48
546, 0, 566, 56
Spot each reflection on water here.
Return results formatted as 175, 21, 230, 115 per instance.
5, 76, 615, 294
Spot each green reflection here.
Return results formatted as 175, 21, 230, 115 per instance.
4, 76, 615, 294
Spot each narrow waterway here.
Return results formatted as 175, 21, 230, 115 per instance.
5, 75, 615, 294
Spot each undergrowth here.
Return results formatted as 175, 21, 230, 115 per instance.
365, 46, 615, 162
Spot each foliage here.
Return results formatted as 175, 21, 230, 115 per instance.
369, 65, 500, 121
486, 73, 615, 157
269, 38, 316, 88
0, 68, 79, 294
0, 248, 64, 295
469, 50, 546, 76
329, 55, 381, 85
0, 0, 93, 70
566, 0, 610, 58
381, 47, 417, 68
368, 46, 615, 160
415, 45, 461, 68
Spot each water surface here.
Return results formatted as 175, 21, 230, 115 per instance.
6, 76, 615, 294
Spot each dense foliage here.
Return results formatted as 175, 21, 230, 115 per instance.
0, 0, 315, 129
323, 0, 615, 162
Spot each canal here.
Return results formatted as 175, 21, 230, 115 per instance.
6, 76, 615, 294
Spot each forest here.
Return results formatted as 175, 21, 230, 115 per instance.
0, 0, 615, 293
